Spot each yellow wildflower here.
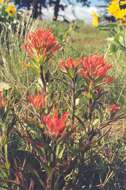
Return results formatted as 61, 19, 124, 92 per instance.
108, 0, 126, 20
5, 4, 16, 17
91, 11, 99, 27
0, 0, 4, 4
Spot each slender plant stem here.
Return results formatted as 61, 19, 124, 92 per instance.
40, 64, 46, 94
71, 77, 76, 125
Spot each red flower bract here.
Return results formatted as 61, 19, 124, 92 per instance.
79, 55, 112, 84
42, 111, 69, 138
110, 104, 120, 113
22, 28, 60, 60
28, 94, 45, 109
60, 57, 80, 73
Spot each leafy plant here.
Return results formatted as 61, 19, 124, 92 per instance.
0, 22, 125, 190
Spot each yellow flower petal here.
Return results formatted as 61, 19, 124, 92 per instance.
108, 0, 126, 20
0, 0, 4, 4
91, 11, 99, 27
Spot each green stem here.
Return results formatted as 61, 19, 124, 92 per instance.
40, 64, 46, 94
71, 77, 76, 125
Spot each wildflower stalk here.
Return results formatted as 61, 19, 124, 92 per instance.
40, 64, 47, 94
71, 77, 76, 125
47, 142, 56, 190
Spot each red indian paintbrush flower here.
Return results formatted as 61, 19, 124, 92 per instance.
60, 57, 80, 73
28, 94, 45, 109
23, 28, 60, 61
79, 55, 112, 84
110, 103, 120, 113
42, 111, 69, 138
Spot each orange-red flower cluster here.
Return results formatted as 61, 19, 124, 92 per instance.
23, 28, 60, 61
110, 103, 120, 113
79, 55, 112, 84
28, 94, 45, 109
59, 55, 112, 85
60, 57, 80, 73
42, 111, 69, 138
